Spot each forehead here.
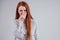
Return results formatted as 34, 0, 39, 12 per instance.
18, 6, 26, 10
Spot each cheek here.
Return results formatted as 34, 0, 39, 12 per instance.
18, 11, 22, 15
24, 13, 27, 17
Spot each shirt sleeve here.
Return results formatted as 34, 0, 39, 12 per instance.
13, 19, 20, 37
13, 19, 27, 39
31, 19, 38, 40
34, 22, 38, 40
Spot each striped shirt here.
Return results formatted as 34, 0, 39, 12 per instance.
14, 19, 38, 40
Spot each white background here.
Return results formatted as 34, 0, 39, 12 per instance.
0, 0, 60, 40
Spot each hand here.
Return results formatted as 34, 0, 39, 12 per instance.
18, 15, 25, 26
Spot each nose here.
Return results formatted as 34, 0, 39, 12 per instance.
22, 10, 24, 14
20, 11, 24, 15
21, 11, 25, 15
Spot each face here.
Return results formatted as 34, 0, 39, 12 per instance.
18, 6, 27, 20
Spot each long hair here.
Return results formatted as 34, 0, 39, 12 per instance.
15, 1, 33, 40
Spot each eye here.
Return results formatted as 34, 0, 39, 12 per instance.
24, 10, 27, 12
20, 10, 22, 12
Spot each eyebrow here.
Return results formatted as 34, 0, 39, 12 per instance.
24, 10, 27, 11
19, 9, 27, 11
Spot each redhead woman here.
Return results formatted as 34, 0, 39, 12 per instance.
14, 1, 38, 40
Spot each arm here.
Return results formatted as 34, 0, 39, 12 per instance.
31, 19, 38, 40
34, 24, 38, 40
13, 19, 21, 38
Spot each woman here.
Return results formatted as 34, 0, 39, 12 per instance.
14, 1, 38, 40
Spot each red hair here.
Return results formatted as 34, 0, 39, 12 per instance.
15, 1, 33, 40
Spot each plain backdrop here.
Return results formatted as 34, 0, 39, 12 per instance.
0, 0, 60, 40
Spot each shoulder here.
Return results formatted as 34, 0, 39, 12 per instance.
14, 19, 19, 25
15, 19, 18, 22
31, 19, 37, 26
